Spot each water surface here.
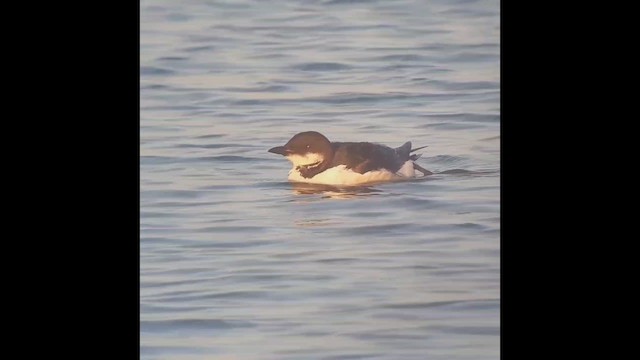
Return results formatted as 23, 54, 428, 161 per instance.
141, 0, 500, 359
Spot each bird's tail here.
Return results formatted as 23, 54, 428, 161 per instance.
410, 145, 428, 153
397, 141, 427, 156
408, 145, 428, 161
399, 142, 432, 176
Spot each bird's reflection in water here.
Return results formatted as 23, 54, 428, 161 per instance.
294, 218, 335, 228
290, 182, 383, 200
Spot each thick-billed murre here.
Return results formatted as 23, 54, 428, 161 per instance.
268, 131, 432, 185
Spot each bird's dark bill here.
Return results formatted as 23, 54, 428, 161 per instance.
268, 146, 288, 155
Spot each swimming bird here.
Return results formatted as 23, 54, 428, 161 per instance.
268, 131, 432, 186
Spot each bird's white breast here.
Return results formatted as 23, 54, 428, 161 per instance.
288, 161, 418, 186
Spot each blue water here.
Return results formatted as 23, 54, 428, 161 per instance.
141, 0, 500, 359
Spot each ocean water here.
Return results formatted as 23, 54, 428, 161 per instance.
140, 0, 500, 359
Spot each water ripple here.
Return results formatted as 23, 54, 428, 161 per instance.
141, 318, 255, 332
141, 0, 500, 357
292, 62, 353, 71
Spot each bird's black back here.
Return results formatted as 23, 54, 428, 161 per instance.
329, 142, 411, 174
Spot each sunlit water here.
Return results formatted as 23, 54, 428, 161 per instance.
141, 0, 499, 359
